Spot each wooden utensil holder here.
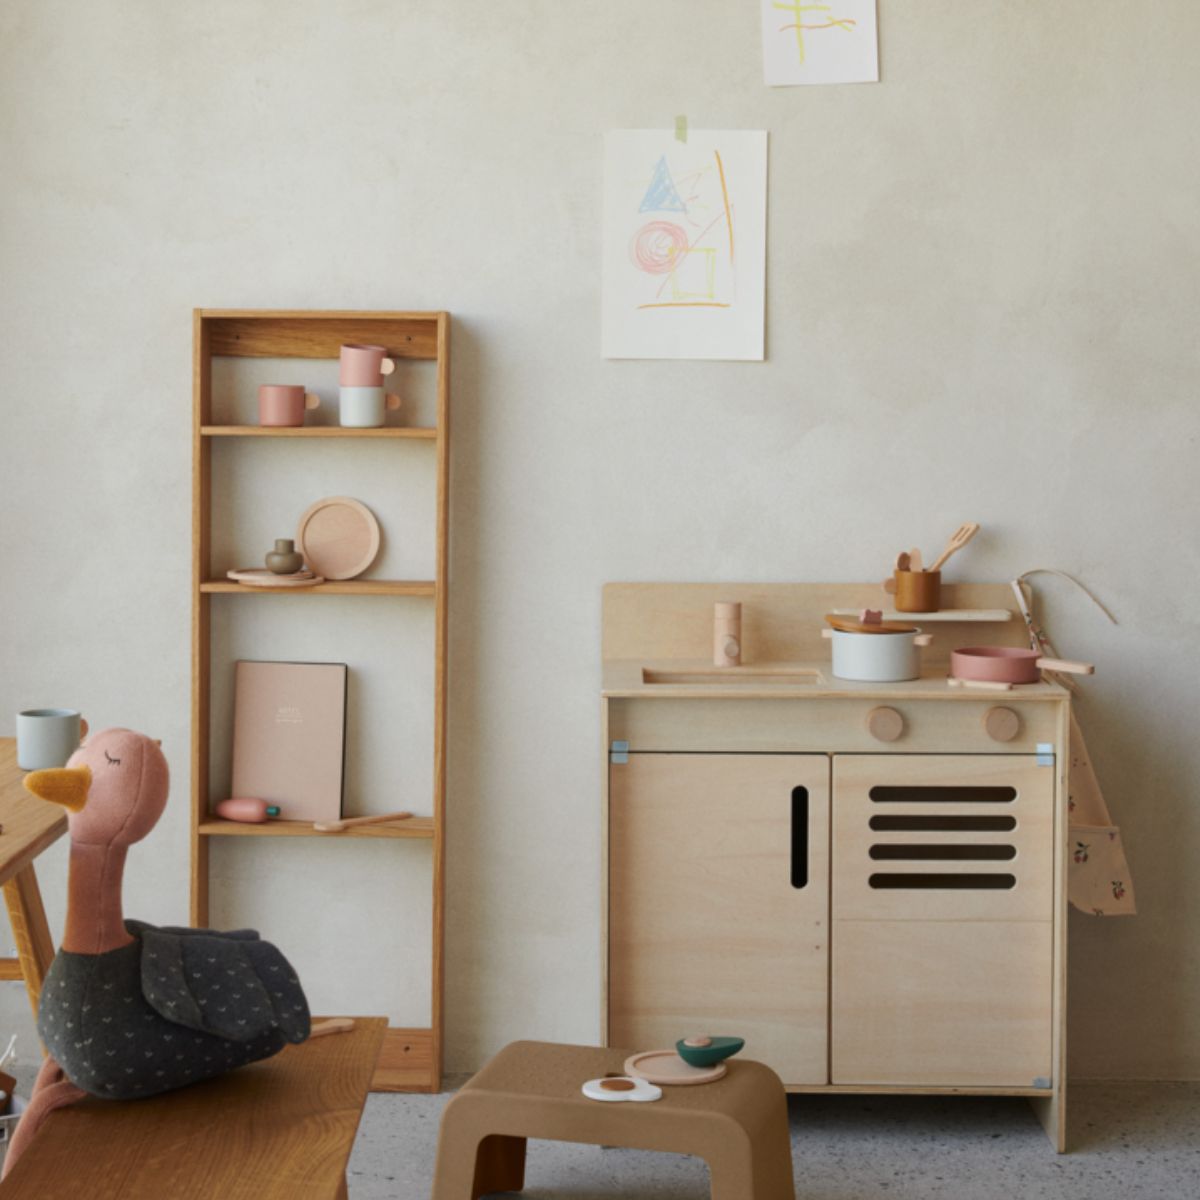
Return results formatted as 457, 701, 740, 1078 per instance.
894, 569, 941, 612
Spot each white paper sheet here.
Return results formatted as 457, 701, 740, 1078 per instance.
602, 130, 767, 361
761, 0, 878, 86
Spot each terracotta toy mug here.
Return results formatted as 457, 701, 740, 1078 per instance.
339, 343, 396, 387
258, 385, 320, 427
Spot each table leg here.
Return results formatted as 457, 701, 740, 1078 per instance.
3, 865, 56, 1024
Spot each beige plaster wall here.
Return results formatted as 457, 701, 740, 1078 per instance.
1, 1, 1196, 1079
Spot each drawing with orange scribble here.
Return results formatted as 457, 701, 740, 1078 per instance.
602, 130, 767, 361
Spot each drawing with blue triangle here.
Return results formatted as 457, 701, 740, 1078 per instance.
639, 155, 687, 213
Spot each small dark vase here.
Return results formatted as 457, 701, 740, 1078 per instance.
265, 538, 303, 575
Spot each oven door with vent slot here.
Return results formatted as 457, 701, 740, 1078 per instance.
831, 754, 1054, 1088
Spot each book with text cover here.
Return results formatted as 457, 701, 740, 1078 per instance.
231, 661, 347, 823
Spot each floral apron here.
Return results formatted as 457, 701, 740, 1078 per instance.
1012, 572, 1136, 917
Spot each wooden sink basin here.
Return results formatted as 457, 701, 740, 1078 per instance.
641, 667, 821, 686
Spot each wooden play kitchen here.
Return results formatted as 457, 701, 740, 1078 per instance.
601, 582, 1073, 1151
192, 310, 450, 1092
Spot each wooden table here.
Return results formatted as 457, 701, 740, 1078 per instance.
0, 738, 67, 1021
2, 1017, 386, 1198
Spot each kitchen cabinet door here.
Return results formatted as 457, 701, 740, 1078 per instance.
831, 754, 1054, 1087
608, 752, 829, 1086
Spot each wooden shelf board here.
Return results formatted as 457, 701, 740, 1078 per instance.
200, 580, 436, 597
202, 425, 436, 439
830, 608, 1013, 623
197, 310, 445, 361
198, 817, 435, 839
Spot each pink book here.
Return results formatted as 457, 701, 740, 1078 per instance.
231, 661, 347, 823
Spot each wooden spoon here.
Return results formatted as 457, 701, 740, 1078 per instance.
908, 547, 924, 572
928, 523, 980, 574
310, 1018, 356, 1038
314, 810, 413, 832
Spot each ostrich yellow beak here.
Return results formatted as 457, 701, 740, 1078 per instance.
24, 765, 92, 812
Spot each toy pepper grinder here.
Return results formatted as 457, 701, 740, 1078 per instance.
713, 602, 742, 666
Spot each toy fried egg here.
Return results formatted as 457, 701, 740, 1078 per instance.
581, 1074, 663, 1102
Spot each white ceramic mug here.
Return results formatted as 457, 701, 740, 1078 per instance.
17, 709, 88, 770
339, 386, 401, 428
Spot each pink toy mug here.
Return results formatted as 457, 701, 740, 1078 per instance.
258, 385, 320, 427
339, 343, 396, 387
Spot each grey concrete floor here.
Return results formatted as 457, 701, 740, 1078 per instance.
347, 1081, 1200, 1199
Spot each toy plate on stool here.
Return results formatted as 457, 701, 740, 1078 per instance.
624, 1049, 726, 1085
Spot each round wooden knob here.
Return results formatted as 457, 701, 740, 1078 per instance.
867, 707, 904, 742
984, 706, 1020, 743
684, 1036, 712, 1048
722, 637, 740, 659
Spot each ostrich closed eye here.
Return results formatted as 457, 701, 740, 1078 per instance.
2, 728, 310, 1177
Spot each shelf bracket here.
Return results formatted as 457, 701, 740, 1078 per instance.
1036, 743, 1055, 767
610, 740, 630, 765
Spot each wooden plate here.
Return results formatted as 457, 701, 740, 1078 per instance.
623, 1050, 727, 1086
296, 497, 381, 581
226, 568, 326, 588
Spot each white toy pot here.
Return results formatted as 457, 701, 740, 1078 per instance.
828, 629, 930, 682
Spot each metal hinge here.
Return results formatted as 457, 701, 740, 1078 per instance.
610, 740, 629, 765
1032, 1076, 1052, 1089
1036, 743, 1055, 767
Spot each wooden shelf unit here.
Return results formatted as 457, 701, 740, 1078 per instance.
191, 309, 450, 1093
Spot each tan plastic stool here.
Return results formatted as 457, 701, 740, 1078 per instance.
432, 1041, 794, 1200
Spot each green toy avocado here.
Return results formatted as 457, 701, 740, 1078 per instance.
675, 1036, 745, 1068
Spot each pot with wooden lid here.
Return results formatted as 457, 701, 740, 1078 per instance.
823, 611, 934, 682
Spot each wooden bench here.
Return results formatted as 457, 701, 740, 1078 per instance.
432, 1040, 795, 1200
1, 1017, 385, 1199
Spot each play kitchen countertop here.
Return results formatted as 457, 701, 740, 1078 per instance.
603, 660, 1067, 700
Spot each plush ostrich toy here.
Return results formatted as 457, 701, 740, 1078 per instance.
3, 728, 310, 1175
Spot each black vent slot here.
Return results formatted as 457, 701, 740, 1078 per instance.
869, 815, 1016, 833
869, 873, 1017, 890
869, 786, 1016, 804
869, 844, 1017, 861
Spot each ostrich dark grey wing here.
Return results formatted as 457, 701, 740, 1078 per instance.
238, 937, 311, 1042
128, 920, 260, 941
132, 922, 310, 1044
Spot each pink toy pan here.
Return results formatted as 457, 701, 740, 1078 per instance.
950, 646, 1094, 685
